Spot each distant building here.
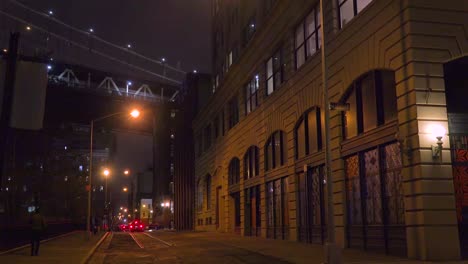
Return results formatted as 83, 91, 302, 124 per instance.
191, 0, 468, 261
173, 72, 211, 231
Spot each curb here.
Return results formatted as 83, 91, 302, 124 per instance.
0, 230, 80, 255
80, 231, 110, 264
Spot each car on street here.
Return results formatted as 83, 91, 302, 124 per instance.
129, 219, 145, 232
119, 223, 129, 231
147, 223, 160, 231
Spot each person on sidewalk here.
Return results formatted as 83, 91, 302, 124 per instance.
91, 216, 97, 235
30, 208, 47, 256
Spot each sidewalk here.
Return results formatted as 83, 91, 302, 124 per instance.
0, 231, 106, 264
156, 231, 468, 264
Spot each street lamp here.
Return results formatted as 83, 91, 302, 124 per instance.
124, 170, 130, 175
126, 81, 132, 96
103, 169, 110, 206
130, 109, 140, 118
86, 109, 140, 238
123, 187, 128, 192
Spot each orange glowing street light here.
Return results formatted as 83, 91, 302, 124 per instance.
130, 109, 140, 118
124, 170, 130, 175
86, 109, 141, 238
123, 187, 128, 192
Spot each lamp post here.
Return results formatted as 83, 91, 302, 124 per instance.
126, 81, 132, 96
86, 109, 140, 238
319, 0, 342, 262
103, 169, 110, 206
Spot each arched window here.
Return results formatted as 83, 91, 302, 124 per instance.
244, 146, 259, 180
295, 107, 322, 159
342, 70, 397, 139
206, 174, 211, 210
228, 158, 240, 185
265, 131, 286, 171
197, 179, 204, 211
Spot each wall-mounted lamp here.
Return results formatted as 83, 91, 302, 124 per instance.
430, 124, 446, 160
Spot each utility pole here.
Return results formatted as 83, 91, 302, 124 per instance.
319, 0, 342, 263
0, 32, 20, 198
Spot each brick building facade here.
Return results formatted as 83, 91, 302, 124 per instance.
192, 0, 468, 260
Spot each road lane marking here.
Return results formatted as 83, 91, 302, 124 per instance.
143, 232, 174, 247
129, 232, 144, 249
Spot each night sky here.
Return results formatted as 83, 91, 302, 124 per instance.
1, 0, 212, 204
1, 0, 212, 77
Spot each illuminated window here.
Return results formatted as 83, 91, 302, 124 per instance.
266, 49, 283, 95
213, 74, 219, 93
243, 17, 256, 46
338, 0, 373, 28
227, 51, 233, 69
342, 70, 397, 139
295, 5, 321, 69
245, 75, 259, 114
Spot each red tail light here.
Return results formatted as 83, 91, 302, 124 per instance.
130, 225, 133, 228
140, 225, 143, 228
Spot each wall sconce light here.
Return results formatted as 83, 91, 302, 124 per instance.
430, 124, 446, 160
329, 102, 350, 111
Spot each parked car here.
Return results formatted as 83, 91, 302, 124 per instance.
147, 223, 160, 231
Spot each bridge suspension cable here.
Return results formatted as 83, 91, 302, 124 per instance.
7, 0, 185, 75
0, 9, 182, 85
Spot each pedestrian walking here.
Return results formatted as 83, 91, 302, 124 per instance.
30, 208, 46, 256
91, 216, 97, 235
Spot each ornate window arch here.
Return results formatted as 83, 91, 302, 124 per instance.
265, 130, 286, 171
206, 174, 212, 210
244, 146, 259, 180
197, 178, 204, 211
228, 158, 240, 185
294, 107, 322, 159
341, 70, 397, 139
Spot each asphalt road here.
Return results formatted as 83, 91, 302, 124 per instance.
89, 231, 292, 264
